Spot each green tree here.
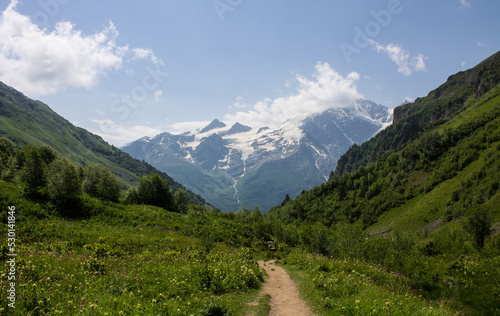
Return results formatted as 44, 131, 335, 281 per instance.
47, 158, 81, 206
174, 189, 188, 213
83, 165, 121, 202
0, 137, 15, 164
0, 138, 15, 179
126, 173, 174, 210
328, 170, 335, 181
465, 207, 493, 249
281, 194, 291, 206
20, 146, 46, 197
38, 145, 57, 165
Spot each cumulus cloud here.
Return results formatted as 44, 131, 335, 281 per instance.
370, 41, 427, 76
223, 62, 362, 129
91, 119, 163, 147
0, 0, 162, 96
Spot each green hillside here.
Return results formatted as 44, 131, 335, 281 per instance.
269, 82, 500, 229
267, 52, 500, 314
0, 82, 205, 205
334, 51, 500, 176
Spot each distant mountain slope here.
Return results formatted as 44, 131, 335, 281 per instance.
0, 82, 206, 205
269, 51, 500, 234
335, 51, 500, 176
123, 99, 392, 211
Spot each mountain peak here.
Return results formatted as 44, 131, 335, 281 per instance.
200, 119, 227, 134
225, 122, 252, 136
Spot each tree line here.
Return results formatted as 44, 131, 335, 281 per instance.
0, 138, 188, 215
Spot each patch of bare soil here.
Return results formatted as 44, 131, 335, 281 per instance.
247, 260, 312, 316
427, 217, 443, 233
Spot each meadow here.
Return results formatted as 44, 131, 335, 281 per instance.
0, 180, 266, 315
0, 138, 499, 315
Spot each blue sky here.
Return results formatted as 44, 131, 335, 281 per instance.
0, 0, 499, 146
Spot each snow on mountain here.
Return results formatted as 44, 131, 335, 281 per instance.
122, 99, 393, 211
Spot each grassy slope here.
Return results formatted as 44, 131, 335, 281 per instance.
368, 85, 500, 234
0, 82, 205, 204
283, 250, 465, 315
0, 180, 266, 315
334, 51, 500, 177
265, 54, 500, 315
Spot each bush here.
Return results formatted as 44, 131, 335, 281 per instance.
465, 207, 493, 249
19, 146, 47, 197
126, 173, 175, 211
82, 165, 121, 202
47, 158, 81, 206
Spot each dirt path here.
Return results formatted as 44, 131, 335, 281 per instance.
249, 260, 312, 316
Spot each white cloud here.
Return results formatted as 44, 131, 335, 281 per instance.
370, 41, 427, 76
403, 97, 415, 103
131, 48, 163, 65
461, 61, 467, 68
154, 90, 163, 101
168, 121, 211, 134
224, 62, 362, 129
0, 0, 162, 97
227, 95, 249, 110
460, 0, 471, 8
91, 119, 163, 147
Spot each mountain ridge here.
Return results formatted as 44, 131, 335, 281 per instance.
123, 99, 393, 211
0, 81, 206, 205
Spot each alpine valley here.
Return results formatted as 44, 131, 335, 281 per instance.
123, 99, 393, 211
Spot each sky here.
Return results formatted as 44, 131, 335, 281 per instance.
0, 0, 499, 146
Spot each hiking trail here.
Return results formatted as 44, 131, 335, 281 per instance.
247, 260, 312, 316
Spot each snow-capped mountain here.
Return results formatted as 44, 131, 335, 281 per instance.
122, 99, 393, 211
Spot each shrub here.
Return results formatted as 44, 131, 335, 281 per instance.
465, 207, 493, 249
126, 173, 175, 211
47, 158, 81, 206
19, 146, 47, 197
82, 165, 121, 202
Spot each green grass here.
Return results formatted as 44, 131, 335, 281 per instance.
244, 294, 271, 316
368, 139, 500, 235
0, 181, 266, 315
282, 250, 470, 315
